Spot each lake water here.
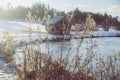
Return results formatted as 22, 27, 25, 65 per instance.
13, 37, 120, 70
39, 37, 120, 60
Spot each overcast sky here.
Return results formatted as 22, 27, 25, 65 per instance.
0, 0, 120, 17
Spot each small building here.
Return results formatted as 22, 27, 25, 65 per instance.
71, 24, 85, 31
109, 26, 117, 31
94, 25, 104, 31
46, 16, 70, 35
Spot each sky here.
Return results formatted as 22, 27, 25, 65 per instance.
0, 0, 120, 17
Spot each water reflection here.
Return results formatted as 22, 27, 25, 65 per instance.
39, 37, 120, 60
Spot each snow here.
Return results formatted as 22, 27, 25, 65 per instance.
0, 59, 15, 80
0, 19, 48, 42
0, 19, 47, 34
91, 31, 120, 37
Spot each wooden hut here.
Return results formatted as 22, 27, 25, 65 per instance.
47, 16, 70, 35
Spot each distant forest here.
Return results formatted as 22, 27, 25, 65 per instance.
0, 2, 120, 30
67, 8, 120, 30
0, 2, 57, 20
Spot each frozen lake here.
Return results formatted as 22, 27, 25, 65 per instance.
38, 37, 120, 60
13, 37, 120, 63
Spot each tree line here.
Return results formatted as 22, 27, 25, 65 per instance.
0, 2, 120, 30
66, 8, 120, 30
0, 2, 58, 20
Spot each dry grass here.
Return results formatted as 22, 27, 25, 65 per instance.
0, 31, 15, 62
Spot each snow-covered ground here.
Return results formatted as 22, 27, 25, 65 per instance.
0, 59, 16, 80
0, 19, 47, 79
0, 19, 120, 42
0, 19, 47, 33
71, 31, 120, 37
0, 19, 48, 43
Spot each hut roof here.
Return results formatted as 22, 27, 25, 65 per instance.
50, 16, 64, 25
